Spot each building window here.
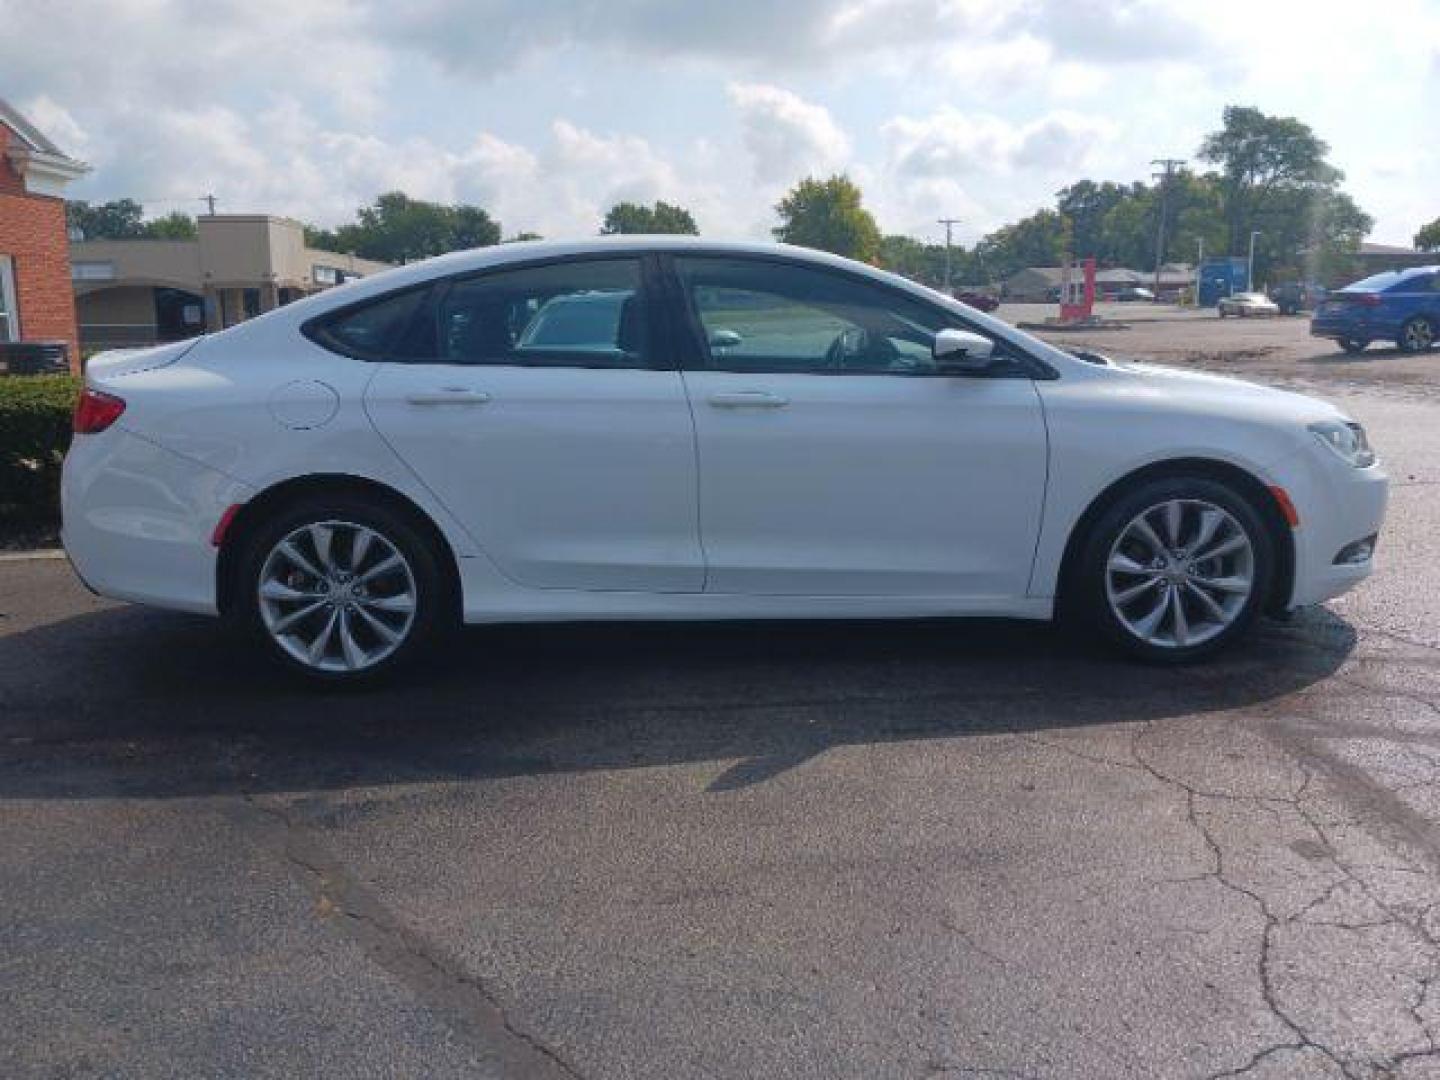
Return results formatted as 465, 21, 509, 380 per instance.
0, 256, 17, 342
71, 261, 116, 282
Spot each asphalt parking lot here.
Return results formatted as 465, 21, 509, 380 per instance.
4, 318, 1440, 1078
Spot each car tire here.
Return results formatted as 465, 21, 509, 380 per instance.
234, 494, 454, 684
1072, 476, 1275, 664
1399, 317, 1436, 354
1340, 338, 1368, 355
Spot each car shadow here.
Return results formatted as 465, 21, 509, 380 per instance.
1299, 343, 1413, 366
0, 604, 1356, 800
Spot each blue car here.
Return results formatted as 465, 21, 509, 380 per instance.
1311, 266, 1440, 354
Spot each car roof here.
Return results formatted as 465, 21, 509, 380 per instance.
293, 237, 889, 311
249, 236, 1000, 335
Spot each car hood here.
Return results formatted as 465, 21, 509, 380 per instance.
1100, 359, 1344, 426
85, 338, 203, 383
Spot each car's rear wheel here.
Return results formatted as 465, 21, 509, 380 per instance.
236, 495, 451, 683
1399, 317, 1436, 353
1075, 477, 1275, 663
1340, 338, 1368, 354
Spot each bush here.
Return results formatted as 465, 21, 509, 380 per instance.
0, 375, 81, 525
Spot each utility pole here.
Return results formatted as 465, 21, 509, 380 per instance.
1247, 230, 1262, 292
1150, 158, 1186, 300
938, 217, 961, 291
1195, 237, 1204, 306
201, 193, 217, 216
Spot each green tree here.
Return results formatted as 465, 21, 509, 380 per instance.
144, 211, 197, 240
67, 200, 199, 241
974, 209, 1068, 278
600, 201, 698, 235
1055, 180, 1140, 262
1198, 106, 1343, 258
1416, 217, 1440, 252
772, 175, 881, 262
315, 192, 502, 263
303, 224, 342, 250
66, 198, 148, 240
878, 235, 941, 286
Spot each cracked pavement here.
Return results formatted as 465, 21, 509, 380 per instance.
3, 373, 1440, 1078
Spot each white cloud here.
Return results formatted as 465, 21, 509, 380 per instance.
884, 107, 1113, 180
0, 0, 1432, 245
727, 84, 851, 186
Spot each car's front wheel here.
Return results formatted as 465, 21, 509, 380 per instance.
1075, 477, 1275, 663
236, 496, 451, 683
1399, 317, 1436, 354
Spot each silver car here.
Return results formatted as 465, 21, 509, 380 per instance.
1218, 292, 1280, 318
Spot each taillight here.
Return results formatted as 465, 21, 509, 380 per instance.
73, 388, 127, 434
1355, 293, 1382, 307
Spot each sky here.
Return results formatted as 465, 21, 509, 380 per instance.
2, 0, 1436, 248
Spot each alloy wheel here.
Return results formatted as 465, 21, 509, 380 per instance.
1105, 498, 1255, 649
1402, 319, 1435, 352
257, 520, 418, 673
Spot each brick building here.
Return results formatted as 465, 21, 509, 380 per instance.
0, 98, 89, 368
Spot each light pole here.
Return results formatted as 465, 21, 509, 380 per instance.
1247, 230, 1262, 293
938, 217, 961, 291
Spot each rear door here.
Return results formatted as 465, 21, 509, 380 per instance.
360, 255, 704, 592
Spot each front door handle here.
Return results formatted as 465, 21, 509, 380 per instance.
707, 390, 789, 409
405, 389, 492, 406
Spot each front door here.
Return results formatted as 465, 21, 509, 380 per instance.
669, 255, 1048, 599
363, 256, 703, 592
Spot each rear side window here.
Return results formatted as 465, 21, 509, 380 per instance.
434, 258, 649, 368
307, 287, 431, 360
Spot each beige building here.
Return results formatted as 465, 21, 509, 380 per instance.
71, 214, 390, 348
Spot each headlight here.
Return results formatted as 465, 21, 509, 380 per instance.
1309, 420, 1376, 468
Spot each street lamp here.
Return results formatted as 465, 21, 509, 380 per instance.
1247, 230, 1262, 293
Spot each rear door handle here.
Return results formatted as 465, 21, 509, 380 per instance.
707, 391, 789, 409
405, 389, 492, 406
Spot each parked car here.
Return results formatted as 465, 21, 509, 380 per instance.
1269, 282, 1326, 316
1115, 287, 1155, 302
952, 289, 999, 313
63, 238, 1387, 682
1218, 292, 1280, 318
1310, 266, 1440, 354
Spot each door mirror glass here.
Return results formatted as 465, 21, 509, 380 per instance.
933, 328, 994, 372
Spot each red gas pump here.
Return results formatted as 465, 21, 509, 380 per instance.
1059, 257, 1096, 323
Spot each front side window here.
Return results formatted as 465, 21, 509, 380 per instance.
436, 258, 648, 368
674, 256, 956, 375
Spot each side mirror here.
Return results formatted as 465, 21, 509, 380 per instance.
709, 329, 743, 349
933, 328, 995, 372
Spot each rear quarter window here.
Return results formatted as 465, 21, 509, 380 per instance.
305, 287, 434, 360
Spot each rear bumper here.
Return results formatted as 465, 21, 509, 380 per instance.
61, 428, 254, 615
1310, 315, 1399, 341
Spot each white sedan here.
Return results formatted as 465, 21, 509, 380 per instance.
62, 239, 1387, 682
1218, 292, 1281, 317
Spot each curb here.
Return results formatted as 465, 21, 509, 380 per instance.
0, 549, 66, 563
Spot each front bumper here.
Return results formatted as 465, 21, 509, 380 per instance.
61, 428, 255, 615
1270, 444, 1388, 608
